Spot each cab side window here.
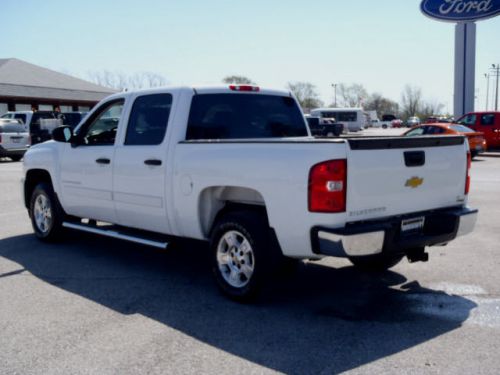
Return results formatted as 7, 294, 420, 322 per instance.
426, 126, 445, 135
459, 114, 476, 126
480, 114, 495, 126
78, 100, 124, 146
125, 94, 172, 145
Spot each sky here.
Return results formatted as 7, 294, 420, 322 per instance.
1, 0, 500, 113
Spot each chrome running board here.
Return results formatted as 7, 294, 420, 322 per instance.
62, 222, 169, 249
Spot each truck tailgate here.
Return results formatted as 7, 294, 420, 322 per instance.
345, 136, 468, 221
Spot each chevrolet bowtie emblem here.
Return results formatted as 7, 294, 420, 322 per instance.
405, 176, 424, 188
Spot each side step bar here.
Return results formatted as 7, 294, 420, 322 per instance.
62, 222, 169, 249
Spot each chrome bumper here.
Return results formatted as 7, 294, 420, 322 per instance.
312, 206, 478, 258
317, 230, 385, 257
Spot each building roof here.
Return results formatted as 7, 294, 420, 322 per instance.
0, 58, 117, 102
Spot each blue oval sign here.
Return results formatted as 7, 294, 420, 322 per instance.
421, 0, 500, 22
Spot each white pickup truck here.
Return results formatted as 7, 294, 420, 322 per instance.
22, 85, 477, 300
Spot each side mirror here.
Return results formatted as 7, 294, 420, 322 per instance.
52, 126, 73, 143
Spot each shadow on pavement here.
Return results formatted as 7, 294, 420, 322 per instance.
0, 233, 477, 374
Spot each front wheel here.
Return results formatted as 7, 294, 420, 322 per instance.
210, 211, 282, 302
29, 183, 65, 241
349, 253, 404, 272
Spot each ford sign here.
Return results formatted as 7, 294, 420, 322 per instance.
421, 0, 500, 22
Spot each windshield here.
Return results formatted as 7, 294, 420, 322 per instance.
186, 94, 307, 140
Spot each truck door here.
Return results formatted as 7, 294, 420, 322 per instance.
59, 99, 124, 222
477, 113, 498, 148
112, 93, 173, 234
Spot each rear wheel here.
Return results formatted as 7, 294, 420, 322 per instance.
10, 155, 22, 162
349, 253, 404, 272
29, 183, 65, 241
210, 210, 282, 301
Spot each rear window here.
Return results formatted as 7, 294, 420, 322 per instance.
450, 125, 474, 133
186, 94, 307, 140
0, 124, 27, 133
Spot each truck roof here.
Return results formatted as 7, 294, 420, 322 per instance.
104, 85, 292, 100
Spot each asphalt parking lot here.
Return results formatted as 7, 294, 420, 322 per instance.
1, 146, 500, 374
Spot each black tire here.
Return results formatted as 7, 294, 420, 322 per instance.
29, 182, 65, 241
471, 151, 478, 159
10, 155, 23, 162
382, 125, 387, 129
349, 253, 404, 272
210, 210, 283, 302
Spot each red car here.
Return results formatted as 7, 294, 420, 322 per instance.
391, 119, 403, 128
455, 112, 500, 149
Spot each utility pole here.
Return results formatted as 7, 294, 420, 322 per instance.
493, 64, 500, 111
484, 73, 490, 110
331, 83, 337, 107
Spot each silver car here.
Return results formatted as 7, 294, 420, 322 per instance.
407, 116, 421, 127
0, 120, 30, 161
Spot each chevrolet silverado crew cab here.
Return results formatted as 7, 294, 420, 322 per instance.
22, 85, 478, 301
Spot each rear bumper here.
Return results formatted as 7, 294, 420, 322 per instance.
0, 145, 27, 157
312, 206, 478, 257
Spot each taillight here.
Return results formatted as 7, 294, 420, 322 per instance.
308, 159, 347, 213
465, 151, 471, 194
229, 85, 260, 92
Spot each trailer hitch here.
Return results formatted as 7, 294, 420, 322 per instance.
406, 248, 429, 263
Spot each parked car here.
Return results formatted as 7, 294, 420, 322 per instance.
455, 111, 500, 149
404, 123, 487, 158
378, 114, 397, 129
0, 120, 30, 161
22, 85, 477, 301
305, 115, 344, 137
391, 119, 404, 128
0, 111, 62, 144
407, 116, 421, 127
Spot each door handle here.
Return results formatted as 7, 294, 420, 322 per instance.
95, 158, 111, 165
144, 159, 162, 166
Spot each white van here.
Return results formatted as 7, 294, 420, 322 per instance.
309, 108, 365, 132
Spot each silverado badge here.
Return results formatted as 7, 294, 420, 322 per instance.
405, 176, 424, 188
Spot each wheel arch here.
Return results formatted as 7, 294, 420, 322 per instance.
24, 169, 54, 209
198, 186, 270, 238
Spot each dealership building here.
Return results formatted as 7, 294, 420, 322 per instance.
0, 58, 116, 115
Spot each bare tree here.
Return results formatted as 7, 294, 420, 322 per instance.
401, 85, 422, 118
286, 81, 323, 110
336, 83, 368, 107
364, 93, 399, 118
419, 100, 445, 120
222, 75, 255, 85
88, 71, 168, 91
